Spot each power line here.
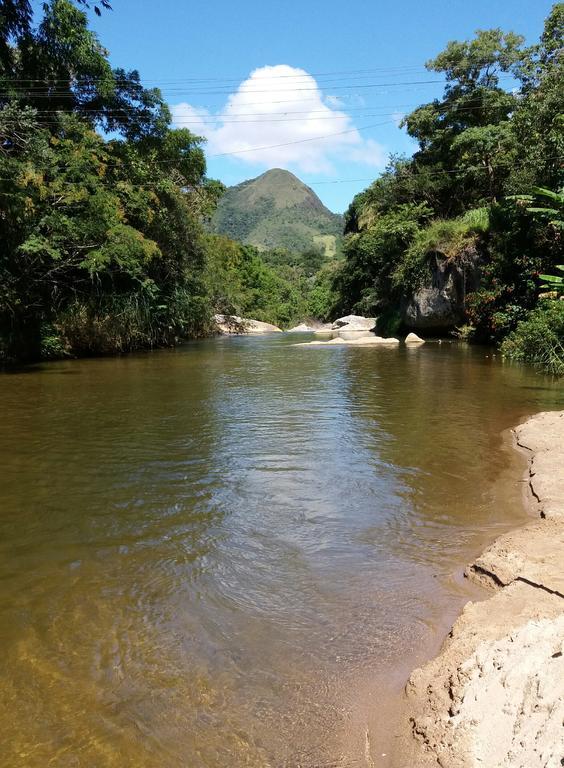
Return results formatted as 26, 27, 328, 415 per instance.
0, 74, 518, 99
0, 61, 521, 86
1, 156, 560, 187
0, 99, 518, 125
0, 100, 536, 162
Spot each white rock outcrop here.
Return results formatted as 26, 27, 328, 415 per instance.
404, 410, 564, 768
287, 322, 333, 333
331, 315, 376, 331
405, 332, 425, 345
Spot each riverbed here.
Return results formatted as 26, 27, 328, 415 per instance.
0, 335, 562, 767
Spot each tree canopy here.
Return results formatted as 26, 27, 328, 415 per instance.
335, 4, 563, 350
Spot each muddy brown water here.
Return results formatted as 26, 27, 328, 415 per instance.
1, 335, 562, 767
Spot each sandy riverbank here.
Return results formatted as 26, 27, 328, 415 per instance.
396, 410, 564, 768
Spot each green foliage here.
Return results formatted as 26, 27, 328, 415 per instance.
375, 307, 403, 337
539, 265, 564, 295
501, 300, 564, 375
305, 262, 340, 321
515, 186, 564, 230
52, 288, 213, 356
0, 3, 219, 362
393, 208, 490, 293
335, 201, 431, 316
462, 196, 561, 342
335, 4, 564, 364
203, 235, 309, 329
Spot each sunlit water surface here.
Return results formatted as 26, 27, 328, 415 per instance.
1, 336, 562, 767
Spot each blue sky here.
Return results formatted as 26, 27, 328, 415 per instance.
89, 0, 555, 212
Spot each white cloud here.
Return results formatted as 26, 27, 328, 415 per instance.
171, 65, 386, 174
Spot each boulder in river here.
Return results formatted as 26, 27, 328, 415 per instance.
214, 314, 283, 335
331, 314, 376, 331
336, 329, 373, 340
404, 333, 425, 345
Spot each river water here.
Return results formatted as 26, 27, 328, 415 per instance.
0, 335, 562, 767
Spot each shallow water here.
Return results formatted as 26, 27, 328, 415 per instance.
0, 336, 562, 767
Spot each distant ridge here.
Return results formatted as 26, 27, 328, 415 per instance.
211, 169, 343, 255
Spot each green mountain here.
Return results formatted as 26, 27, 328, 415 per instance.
211, 169, 343, 256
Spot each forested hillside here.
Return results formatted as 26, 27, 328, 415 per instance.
212, 169, 343, 256
333, 4, 563, 372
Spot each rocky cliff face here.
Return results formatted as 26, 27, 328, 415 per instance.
402, 251, 481, 332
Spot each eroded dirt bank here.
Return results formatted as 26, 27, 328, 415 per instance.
400, 410, 564, 768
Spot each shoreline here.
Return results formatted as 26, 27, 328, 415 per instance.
395, 410, 564, 768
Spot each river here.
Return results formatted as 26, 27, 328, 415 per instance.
0, 335, 562, 767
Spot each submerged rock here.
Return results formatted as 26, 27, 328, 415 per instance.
214, 314, 283, 335
294, 335, 399, 347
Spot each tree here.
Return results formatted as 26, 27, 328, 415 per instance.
335, 5, 564, 359
509, 5, 564, 192
1, 0, 170, 139
0, 1, 221, 360
402, 30, 525, 212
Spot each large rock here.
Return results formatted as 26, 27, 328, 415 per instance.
406, 584, 564, 768
405, 332, 425, 345
214, 314, 283, 335
516, 410, 564, 521
336, 329, 373, 340
331, 314, 376, 331
404, 410, 564, 768
403, 252, 481, 331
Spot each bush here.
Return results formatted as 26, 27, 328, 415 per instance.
393, 208, 489, 293
501, 300, 564, 375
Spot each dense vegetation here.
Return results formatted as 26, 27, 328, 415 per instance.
212, 168, 343, 256
334, 4, 563, 370
0, 0, 329, 361
204, 234, 338, 328
1, 1, 562, 373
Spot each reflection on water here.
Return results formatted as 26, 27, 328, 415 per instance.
0, 337, 562, 767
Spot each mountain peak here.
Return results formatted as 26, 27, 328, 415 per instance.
237, 168, 323, 210
212, 170, 343, 254
261, 168, 298, 178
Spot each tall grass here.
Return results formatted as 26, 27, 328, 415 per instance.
392, 207, 490, 292
47, 288, 213, 358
